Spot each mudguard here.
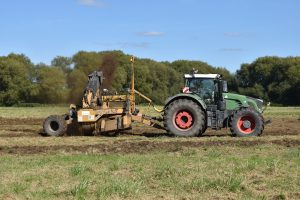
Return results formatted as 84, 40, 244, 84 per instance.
164, 93, 207, 110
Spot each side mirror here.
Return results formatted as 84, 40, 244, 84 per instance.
222, 81, 228, 93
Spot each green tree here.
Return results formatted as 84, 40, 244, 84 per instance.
0, 54, 36, 106
67, 69, 87, 104
35, 66, 68, 104
51, 56, 73, 74
236, 56, 300, 105
72, 51, 102, 75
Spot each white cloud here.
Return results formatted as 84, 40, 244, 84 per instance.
137, 32, 164, 36
77, 0, 107, 8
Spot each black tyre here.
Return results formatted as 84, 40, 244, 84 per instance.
230, 108, 264, 137
43, 115, 67, 136
200, 125, 207, 136
164, 99, 205, 137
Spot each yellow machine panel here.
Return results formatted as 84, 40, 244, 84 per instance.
77, 109, 96, 122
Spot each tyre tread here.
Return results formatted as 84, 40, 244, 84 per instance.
164, 99, 205, 137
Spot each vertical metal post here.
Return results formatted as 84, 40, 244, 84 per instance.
130, 57, 135, 113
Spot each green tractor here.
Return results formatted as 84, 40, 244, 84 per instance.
164, 73, 270, 137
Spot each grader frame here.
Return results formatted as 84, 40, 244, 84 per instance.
43, 57, 163, 136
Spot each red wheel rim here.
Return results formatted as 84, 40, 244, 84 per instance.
237, 116, 256, 134
174, 111, 193, 130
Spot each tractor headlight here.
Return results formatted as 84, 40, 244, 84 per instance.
247, 97, 263, 111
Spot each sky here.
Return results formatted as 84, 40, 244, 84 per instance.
0, 0, 299, 72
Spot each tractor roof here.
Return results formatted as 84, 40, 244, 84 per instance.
184, 74, 221, 79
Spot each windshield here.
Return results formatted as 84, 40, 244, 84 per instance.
186, 78, 217, 104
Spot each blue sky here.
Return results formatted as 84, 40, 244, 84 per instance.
0, 0, 299, 72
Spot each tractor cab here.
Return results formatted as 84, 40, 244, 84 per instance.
183, 74, 227, 106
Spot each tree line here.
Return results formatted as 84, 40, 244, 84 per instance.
0, 51, 299, 106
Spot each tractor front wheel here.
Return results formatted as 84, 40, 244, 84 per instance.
164, 99, 205, 137
230, 108, 264, 137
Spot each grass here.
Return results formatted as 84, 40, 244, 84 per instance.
0, 145, 299, 199
71, 180, 90, 199
0, 106, 299, 199
0, 106, 67, 118
264, 106, 300, 118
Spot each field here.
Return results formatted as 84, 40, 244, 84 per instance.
0, 106, 299, 199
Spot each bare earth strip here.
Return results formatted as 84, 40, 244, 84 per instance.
0, 136, 299, 155
0, 117, 299, 155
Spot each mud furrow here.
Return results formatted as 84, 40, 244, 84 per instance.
0, 139, 299, 155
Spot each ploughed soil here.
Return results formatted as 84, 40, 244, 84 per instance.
0, 137, 299, 155
0, 117, 299, 155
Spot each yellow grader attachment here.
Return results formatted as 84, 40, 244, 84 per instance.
43, 58, 163, 136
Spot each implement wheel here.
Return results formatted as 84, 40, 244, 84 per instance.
230, 108, 264, 137
164, 99, 205, 137
43, 115, 67, 136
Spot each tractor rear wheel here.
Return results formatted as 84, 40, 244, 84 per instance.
164, 99, 205, 137
230, 108, 264, 137
43, 115, 67, 136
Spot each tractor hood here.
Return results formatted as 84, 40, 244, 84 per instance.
223, 92, 263, 113
223, 92, 247, 102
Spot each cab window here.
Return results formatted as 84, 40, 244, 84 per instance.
186, 78, 217, 104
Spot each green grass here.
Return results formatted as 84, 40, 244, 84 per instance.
0, 145, 299, 199
264, 106, 300, 118
0, 106, 68, 118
